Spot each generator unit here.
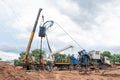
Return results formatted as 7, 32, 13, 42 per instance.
89, 50, 100, 59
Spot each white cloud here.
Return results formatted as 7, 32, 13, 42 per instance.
93, 1, 120, 47
0, 51, 19, 61
0, 0, 120, 54
56, 0, 80, 16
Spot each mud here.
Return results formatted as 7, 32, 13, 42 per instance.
0, 63, 120, 80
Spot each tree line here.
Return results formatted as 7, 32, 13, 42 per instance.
101, 51, 120, 63
14, 49, 120, 65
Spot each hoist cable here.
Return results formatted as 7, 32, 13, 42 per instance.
55, 22, 84, 50
46, 34, 52, 53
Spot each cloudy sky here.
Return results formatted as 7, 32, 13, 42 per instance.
0, 0, 120, 60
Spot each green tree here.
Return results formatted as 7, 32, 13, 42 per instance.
14, 59, 22, 66
114, 54, 120, 63
18, 49, 46, 63
31, 49, 46, 60
109, 54, 120, 63
19, 52, 26, 59
101, 51, 111, 58
53, 53, 67, 59
53, 53, 68, 62
118, 55, 120, 63
110, 54, 116, 63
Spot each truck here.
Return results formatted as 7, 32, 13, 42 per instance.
88, 50, 111, 69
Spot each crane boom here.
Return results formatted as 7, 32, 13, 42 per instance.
25, 8, 42, 62
48, 45, 73, 61
51, 45, 73, 55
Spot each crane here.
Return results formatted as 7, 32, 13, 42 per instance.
51, 45, 73, 55
48, 45, 73, 62
20, 8, 42, 70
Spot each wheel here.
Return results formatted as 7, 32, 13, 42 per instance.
69, 64, 74, 71
75, 64, 81, 70
45, 64, 53, 72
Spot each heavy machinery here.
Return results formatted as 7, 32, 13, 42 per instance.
20, 8, 111, 72
54, 54, 80, 70
47, 45, 74, 70
77, 49, 90, 71
78, 50, 90, 66
88, 50, 101, 69
34, 20, 54, 71
20, 8, 42, 70
50, 45, 82, 70
39, 19, 54, 52
20, 8, 53, 71
53, 49, 111, 71
88, 50, 111, 69
48, 45, 73, 62
77, 50, 111, 71
52, 49, 89, 71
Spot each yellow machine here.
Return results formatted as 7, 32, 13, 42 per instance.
20, 8, 42, 69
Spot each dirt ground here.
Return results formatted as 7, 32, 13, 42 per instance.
0, 63, 120, 80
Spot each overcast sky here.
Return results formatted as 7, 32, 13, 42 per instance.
0, 0, 120, 60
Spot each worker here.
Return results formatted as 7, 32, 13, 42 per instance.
48, 61, 53, 72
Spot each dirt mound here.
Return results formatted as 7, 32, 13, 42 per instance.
0, 63, 24, 80
0, 63, 50, 80
0, 63, 31, 80
0, 63, 120, 80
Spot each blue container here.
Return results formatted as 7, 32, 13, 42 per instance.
70, 57, 79, 64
